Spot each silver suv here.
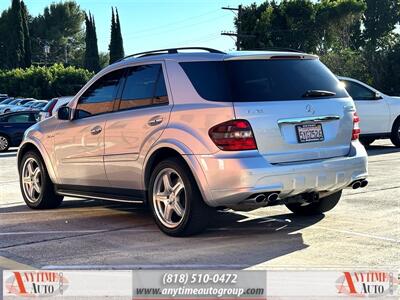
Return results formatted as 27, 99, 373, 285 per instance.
18, 48, 368, 236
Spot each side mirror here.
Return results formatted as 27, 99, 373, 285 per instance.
57, 106, 71, 120
375, 92, 383, 100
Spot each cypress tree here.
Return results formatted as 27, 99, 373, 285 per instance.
21, 1, 31, 68
109, 7, 124, 64
84, 12, 100, 72
8, 0, 25, 68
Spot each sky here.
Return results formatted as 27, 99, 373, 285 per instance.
0, 0, 266, 54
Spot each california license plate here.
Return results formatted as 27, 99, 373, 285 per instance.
296, 123, 324, 143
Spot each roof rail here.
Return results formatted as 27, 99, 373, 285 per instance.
116, 47, 226, 62
248, 47, 305, 53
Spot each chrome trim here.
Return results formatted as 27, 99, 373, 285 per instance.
57, 192, 144, 204
278, 115, 341, 125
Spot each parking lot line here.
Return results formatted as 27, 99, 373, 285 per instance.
0, 256, 34, 270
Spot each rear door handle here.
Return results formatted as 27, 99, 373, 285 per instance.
148, 116, 163, 126
90, 125, 102, 135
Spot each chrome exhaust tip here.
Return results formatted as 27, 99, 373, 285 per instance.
360, 179, 368, 188
254, 194, 267, 203
352, 181, 361, 189
267, 193, 279, 202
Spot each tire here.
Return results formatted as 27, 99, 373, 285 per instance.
286, 190, 342, 216
390, 118, 400, 147
0, 134, 10, 152
148, 157, 214, 237
359, 137, 375, 147
19, 151, 64, 209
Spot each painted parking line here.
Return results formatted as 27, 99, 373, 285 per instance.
0, 256, 34, 270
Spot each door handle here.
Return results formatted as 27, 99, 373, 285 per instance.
148, 116, 163, 126
90, 125, 102, 135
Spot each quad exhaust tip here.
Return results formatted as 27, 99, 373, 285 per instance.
351, 179, 368, 189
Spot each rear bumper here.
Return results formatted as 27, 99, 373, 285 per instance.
194, 141, 368, 207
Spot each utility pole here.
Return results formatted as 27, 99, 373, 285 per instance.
221, 5, 254, 50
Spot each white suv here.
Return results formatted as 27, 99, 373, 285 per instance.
18, 48, 368, 236
339, 77, 400, 147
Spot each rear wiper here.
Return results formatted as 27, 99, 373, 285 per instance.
302, 90, 336, 98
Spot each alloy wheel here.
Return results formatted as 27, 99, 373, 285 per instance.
152, 168, 186, 229
22, 157, 42, 203
0, 136, 8, 151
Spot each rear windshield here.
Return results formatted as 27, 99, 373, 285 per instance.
180, 59, 348, 102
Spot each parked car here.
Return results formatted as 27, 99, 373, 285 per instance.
0, 98, 14, 105
0, 111, 40, 152
339, 76, 400, 147
11, 100, 48, 113
17, 48, 368, 236
0, 94, 8, 102
39, 96, 73, 121
0, 99, 35, 114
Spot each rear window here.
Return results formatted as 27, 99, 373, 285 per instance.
180, 59, 348, 102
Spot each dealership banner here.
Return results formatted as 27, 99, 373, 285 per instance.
2, 269, 398, 299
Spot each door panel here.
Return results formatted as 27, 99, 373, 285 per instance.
53, 69, 124, 186
104, 63, 171, 190
54, 115, 108, 186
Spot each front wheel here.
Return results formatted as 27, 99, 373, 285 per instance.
148, 157, 214, 237
286, 191, 342, 215
19, 151, 64, 209
390, 119, 400, 147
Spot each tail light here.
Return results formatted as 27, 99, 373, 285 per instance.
209, 119, 257, 151
352, 112, 361, 140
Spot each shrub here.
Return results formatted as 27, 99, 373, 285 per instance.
0, 64, 94, 99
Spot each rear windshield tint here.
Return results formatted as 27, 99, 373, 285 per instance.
180, 59, 348, 102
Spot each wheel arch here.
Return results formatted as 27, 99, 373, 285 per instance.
143, 143, 213, 206
18, 141, 58, 183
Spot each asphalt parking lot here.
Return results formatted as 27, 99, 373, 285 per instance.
0, 141, 399, 272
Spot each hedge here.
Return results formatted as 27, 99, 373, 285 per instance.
0, 64, 94, 99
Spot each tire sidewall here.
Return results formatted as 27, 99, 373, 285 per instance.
148, 158, 196, 236
391, 119, 400, 147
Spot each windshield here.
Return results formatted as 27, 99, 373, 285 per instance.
180, 59, 348, 102
0, 99, 13, 105
42, 99, 57, 112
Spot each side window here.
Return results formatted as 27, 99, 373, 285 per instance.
119, 64, 168, 111
343, 80, 376, 101
6, 113, 33, 123
76, 70, 123, 119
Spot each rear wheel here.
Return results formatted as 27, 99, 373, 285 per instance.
0, 134, 10, 152
19, 151, 63, 209
148, 157, 214, 236
390, 119, 400, 147
286, 190, 342, 215
360, 137, 375, 147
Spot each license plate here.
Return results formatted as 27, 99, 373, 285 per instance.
296, 123, 324, 143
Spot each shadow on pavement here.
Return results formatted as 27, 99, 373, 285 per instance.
366, 144, 399, 156
0, 199, 324, 269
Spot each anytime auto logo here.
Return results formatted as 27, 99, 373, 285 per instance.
336, 271, 398, 297
5, 271, 69, 297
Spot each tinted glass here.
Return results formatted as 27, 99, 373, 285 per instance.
6, 113, 36, 123
343, 80, 376, 100
119, 64, 168, 110
76, 70, 123, 118
9, 99, 20, 105
0, 99, 12, 104
180, 59, 348, 102
42, 99, 57, 112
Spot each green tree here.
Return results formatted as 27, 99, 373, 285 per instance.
363, 0, 400, 51
109, 7, 125, 64
84, 13, 100, 72
21, 1, 31, 67
7, 0, 25, 68
29, 1, 85, 66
